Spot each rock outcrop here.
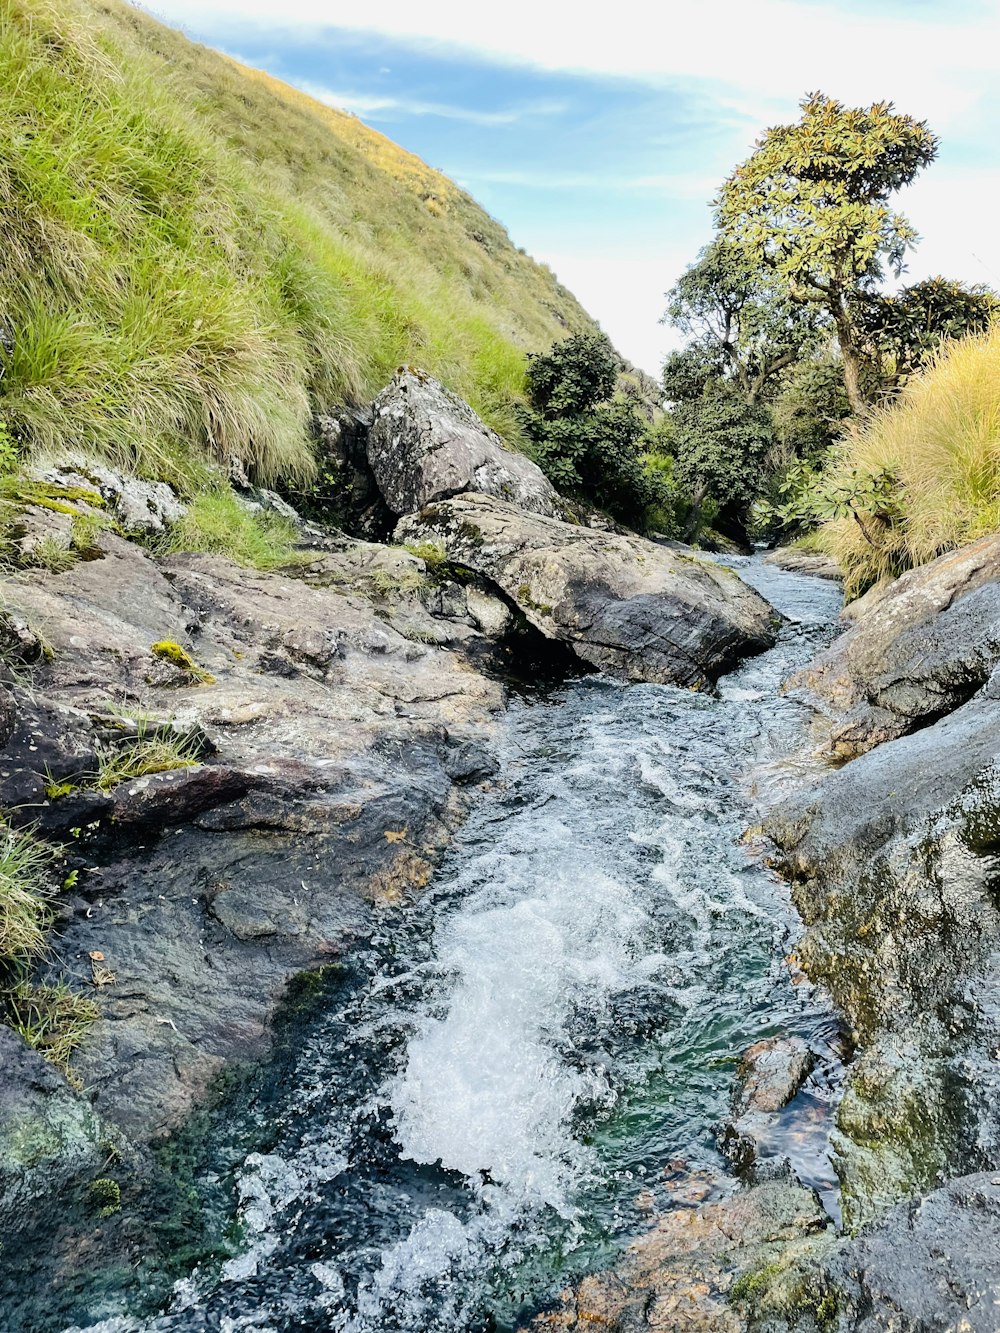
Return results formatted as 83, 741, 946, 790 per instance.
0, 524, 503, 1233
763, 546, 842, 582
398, 494, 779, 687
787, 534, 1000, 758
367, 368, 559, 518
530, 1179, 831, 1331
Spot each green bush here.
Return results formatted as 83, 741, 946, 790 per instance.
521, 334, 667, 526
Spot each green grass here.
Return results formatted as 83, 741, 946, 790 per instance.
0, 823, 98, 1084
0, 824, 54, 959
5, 974, 100, 1085
0, 0, 600, 490
818, 326, 1000, 593
164, 491, 305, 570
95, 731, 200, 790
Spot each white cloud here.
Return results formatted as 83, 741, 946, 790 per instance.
303, 82, 566, 125
450, 167, 716, 197
148, 0, 1000, 130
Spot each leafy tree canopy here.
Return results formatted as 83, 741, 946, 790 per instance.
522, 333, 666, 526
851, 277, 999, 390
663, 241, 827, 405
670, 385, 774, 536
716, 92, 938, 412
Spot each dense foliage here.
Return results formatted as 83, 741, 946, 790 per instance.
717, 92, 938, 414
655, 91, 998, 551
522, 334, 670, 527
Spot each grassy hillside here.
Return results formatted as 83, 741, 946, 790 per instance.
818, 326, 1000, 594
0, 0, 602, 488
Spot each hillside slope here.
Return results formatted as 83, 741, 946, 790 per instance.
0, 0, 602, 486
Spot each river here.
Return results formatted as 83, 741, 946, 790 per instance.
64, 556, 844, 1333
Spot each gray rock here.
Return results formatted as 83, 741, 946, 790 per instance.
819, 1172, 1000, 1331
787, 533, 1000, 757
765, 691, 1000, 1227
312, 405, 392, 538
368, 368, 559, 518
763, 547, 842, 581
0, 535, 503, 1145
397, 493, 779, 686
34, 462, 186, 534
0, 1027, 107, 1236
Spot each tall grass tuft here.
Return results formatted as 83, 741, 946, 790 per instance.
0, 0, 600, 487
821, 326, 1000, 593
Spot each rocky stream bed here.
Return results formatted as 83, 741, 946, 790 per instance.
3, 373, 1000, 1331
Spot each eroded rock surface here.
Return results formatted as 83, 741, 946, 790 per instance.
0, 527, 503, 1220
368, 368, 559, 518
530, 1181, 831, 1332
787, 534, 1000, 758
397, 494, 779, 686
767, 654, 1000, 1228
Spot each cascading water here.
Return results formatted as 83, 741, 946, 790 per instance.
61, 557, 844, 1333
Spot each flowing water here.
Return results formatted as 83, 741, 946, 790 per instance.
65, 557, 843, 1333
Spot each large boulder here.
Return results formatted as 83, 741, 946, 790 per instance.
367, 368, 559, 518
788, 534, 1000, 758
765, 683, 1000, 1227
397, 493, 779, 687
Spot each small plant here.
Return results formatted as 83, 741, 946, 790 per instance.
150, 641, 215, 685
0, 824, 54, 960
403, 539, 448, 569
87, 1177, 122, 1218
26, 535, 77, 574
95, 730, 200, 791
69, 512, 108, 557
5, 975, 100, 1085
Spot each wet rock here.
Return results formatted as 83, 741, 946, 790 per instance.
0, 1027, 108, 1237
368, 368, 559, 518
530, 1181, 831, 1331
814, 1171, 1000, 1331
765, 689, 1000, 1226
736, 1038, 815, 1115
722, 1038, 816, 1178
787, 533, 1000, 758
309, 405, 392, 538
0, 693, 100, 809
0, 535, 502, 1148
763, 547, 842, 582
397, 493, 779, 686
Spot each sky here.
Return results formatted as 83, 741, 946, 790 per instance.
146, 0, 1000, 376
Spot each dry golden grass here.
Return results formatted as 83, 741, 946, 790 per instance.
821, 326, 1000, 592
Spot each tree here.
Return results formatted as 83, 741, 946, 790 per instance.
770, 351, 852, 463
522, 333, 665, 525
663, 241, 827, 406
717, 92, 938, 414
670, 385, 774, 538
851, 277, 999, 392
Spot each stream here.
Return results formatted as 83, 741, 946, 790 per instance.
67, 557, 844, 1333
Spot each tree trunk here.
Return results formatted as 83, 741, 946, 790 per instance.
832, 300, 868, 417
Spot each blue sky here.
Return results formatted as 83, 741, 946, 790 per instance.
147, 0, 1000, 375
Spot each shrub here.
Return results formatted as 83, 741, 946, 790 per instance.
522, 333, 663, 526
818, 327, 1000, 593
